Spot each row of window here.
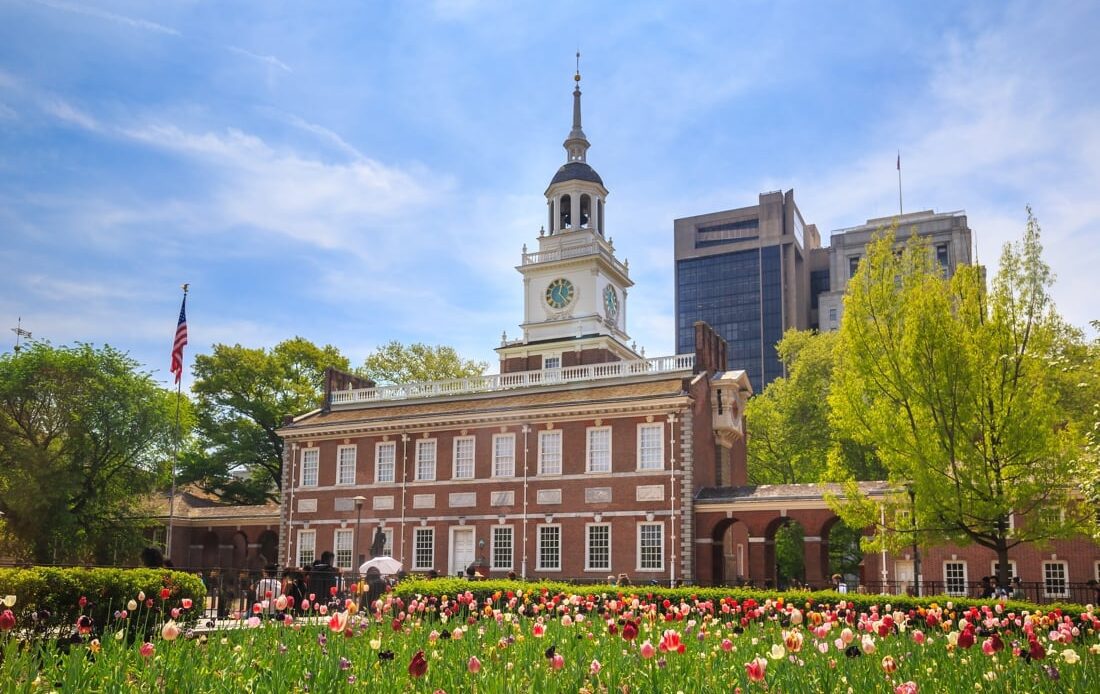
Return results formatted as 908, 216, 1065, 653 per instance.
295, 522, 666, 573
298, 424, 666, 487
943, 559, 1093, 598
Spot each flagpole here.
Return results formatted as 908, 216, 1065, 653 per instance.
897, 151, 903, 216
166, 283, 189, 562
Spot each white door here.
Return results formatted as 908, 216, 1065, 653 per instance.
450, 528, 475, 577
895, 560, 914, 595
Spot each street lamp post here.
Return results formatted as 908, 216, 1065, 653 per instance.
906, 484, 921, 597
353, 496, 367, 577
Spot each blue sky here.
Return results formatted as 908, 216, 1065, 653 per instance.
2, 0, 1098, 388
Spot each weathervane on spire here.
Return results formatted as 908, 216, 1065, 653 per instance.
575, 49, 581, 82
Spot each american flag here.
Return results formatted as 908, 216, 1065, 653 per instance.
170, 294, 188, 384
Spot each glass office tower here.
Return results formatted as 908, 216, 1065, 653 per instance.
674, 191, 819, 392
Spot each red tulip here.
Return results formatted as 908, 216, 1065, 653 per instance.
330, 586, 338, 596
408, 650, 428, 678
745, 656, 767, 683
139, 642, 155, 658
1028, 639, 1046, 661
181, 598, 192, 609
0, 610, 15, 631
78, 596, 87, 608
621, 620, 638, 641
957, 629, 975, 649
160, 588, 171, 600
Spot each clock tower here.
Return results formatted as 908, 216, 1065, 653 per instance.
497, 65, 639, 374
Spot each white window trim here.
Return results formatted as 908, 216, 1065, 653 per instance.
538, 429, 563, 476
1095, 560, 1100, 583
584, 522, 611, 572
376, 527, 394, 558
374, 441, 396, 484
491, 525, 514, 571
636, 522, 665, 572
636, 423, 664, 471
1042, 560, 1069, 598
990, 560, 1017, 581
452, 436, 476, 480
336, 444, 357, 486
492, 433, 516, 478
536, 523, 562, 572
586, 426, 612, 474
300, 448, 320, 487
415, 439, 437, 481
296, 529, 316, 567
943, 560, 968, 596
412, 526, 435, 571
543, 354, 562, 370
333, 528, 354, 569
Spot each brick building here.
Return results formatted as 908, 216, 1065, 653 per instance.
273, 70, 1098, 596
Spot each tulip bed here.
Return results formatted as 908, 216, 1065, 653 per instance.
1, 582, 1098, 692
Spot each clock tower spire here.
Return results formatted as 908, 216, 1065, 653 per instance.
497, 63, 638, 374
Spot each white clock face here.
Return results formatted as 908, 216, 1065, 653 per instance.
603, 285, 619, 321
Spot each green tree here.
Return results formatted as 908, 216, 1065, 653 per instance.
0, 342, 177, 563
182, 337, 348, 504
828, 214, 1093, 588
773, 521, 805, 586
746, 330, 882, 484
360, 341, 488, 385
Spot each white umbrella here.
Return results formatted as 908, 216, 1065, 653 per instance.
359, 556, 403, 576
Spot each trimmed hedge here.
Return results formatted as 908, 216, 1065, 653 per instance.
393, 577, 1090, 617
0, 567, 206, 638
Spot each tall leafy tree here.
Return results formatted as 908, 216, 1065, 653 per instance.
746, 330, 882, 484
182, 337, 348, 504
0, 342, 177, 563
828, 214, 1093, 586
360, 341, 487, 385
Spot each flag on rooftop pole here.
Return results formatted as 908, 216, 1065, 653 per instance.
170, 288, 189, 384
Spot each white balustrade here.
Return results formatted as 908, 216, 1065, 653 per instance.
328, 354, 696, 407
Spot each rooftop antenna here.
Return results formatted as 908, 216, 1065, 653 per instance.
11, 317, 31, 353
896, 150, 904, 216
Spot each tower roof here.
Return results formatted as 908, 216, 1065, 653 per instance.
549, 161, 604, 187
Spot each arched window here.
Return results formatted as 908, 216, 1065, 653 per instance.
560, 194, 572, 229
598, 199, 605, 235
579, 194, 591, 228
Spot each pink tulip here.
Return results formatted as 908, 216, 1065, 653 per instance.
894, 683, 918, 694
721, 638, 733, 652
640, 640, 656, 659
912, 629, 925, 645
161, 620, 180, 641
532, 622, 546, 637
170, 608, 180, 619
139, 642, 155, 658
467, 656, 481, 673
181, 598, 192, 609
589, 659, 601, 675
550, 654, 564, 670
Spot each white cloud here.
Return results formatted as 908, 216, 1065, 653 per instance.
42, 98, 100, 131
109, 122, 451, 256
31, 0, 180, 36
792, 3, 1100, 332
228, 46, 292, 73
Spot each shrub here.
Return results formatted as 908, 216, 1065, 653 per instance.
0, 567, 206, 638
393, 578, 1088, 618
